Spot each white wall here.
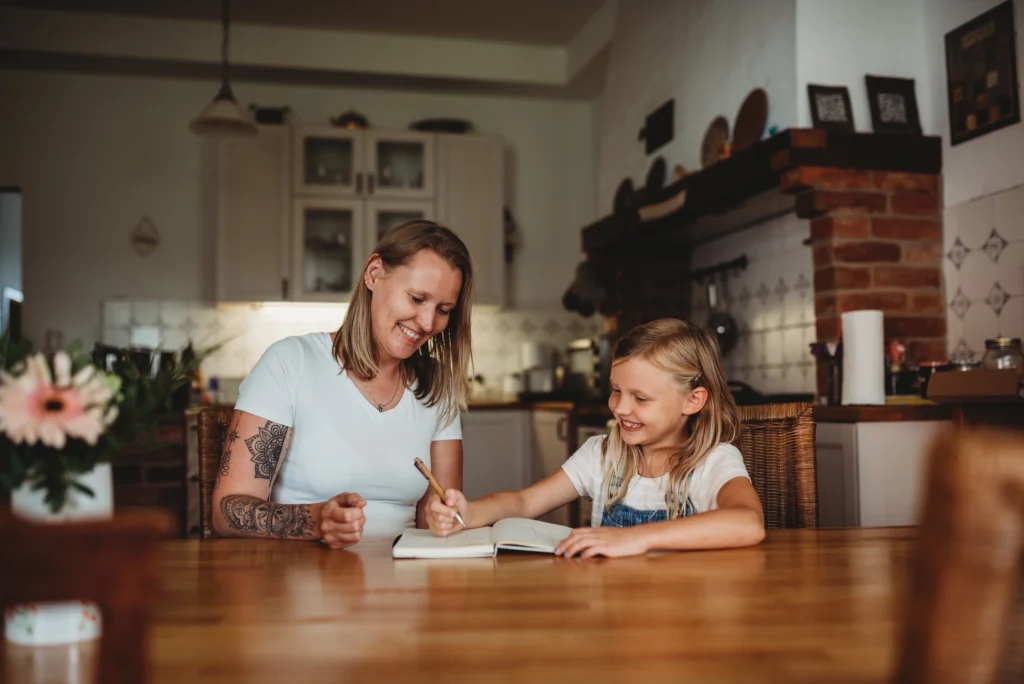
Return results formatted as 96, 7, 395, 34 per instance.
595, 0, 798, 209
925, 0, 1024, 207
796, 0, 933, 133
0, 69, 595, 347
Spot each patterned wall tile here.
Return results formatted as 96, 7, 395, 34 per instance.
945, 183, 1024, 359
692, 212, 816, 396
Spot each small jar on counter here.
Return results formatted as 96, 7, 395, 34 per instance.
948, 357, 981, 372
981, 338, 1024, 370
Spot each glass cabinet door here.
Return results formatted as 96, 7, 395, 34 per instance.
366, 200, 435, 247
365, 132, 435, 200
293, 128, 364, 197
292, 199, 364, 301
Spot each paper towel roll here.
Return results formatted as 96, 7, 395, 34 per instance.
841, 310, 885, 406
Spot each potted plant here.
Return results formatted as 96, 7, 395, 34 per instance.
0, 332, 217, 645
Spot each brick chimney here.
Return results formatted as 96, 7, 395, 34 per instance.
783, 167, 946, 395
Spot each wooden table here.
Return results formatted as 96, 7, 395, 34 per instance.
4, 527, 915, 683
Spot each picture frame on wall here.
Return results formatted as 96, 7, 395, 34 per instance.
807, 84, 855, 132
945, 0, 1020, 145
865, 75, 923, 134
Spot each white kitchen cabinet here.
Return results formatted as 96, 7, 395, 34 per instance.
531, 409, 573, 526
436, 134, 505, 307
365, 199, 436, 257
815, 420, 951, 528
365, 131, 435, 201
291, 198, 364, 301
217, 128, 504, 304
292, 127, 435, 201
461, 409, 531, 499
216, 126, 290, 301
292, 127, 364, 197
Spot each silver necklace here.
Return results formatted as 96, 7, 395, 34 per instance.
361, 370, 403, 412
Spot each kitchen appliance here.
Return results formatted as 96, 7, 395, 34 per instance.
564, 337, 612, 398
519, 341, 556, 394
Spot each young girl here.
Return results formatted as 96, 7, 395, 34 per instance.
426, 318, 765, 558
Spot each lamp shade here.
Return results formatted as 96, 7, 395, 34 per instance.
190, 86, 257, 137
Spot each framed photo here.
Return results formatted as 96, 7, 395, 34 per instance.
945, 0, 1020, 145
865, 76, 922, 134
807, 84, 855, 132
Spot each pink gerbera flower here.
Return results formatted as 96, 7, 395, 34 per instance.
0, 352, 112, 449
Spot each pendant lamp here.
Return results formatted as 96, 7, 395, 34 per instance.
190, 0, 257, 137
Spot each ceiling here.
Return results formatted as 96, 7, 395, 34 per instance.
1, 0, 608, 45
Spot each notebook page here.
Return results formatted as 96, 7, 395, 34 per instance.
392, 528, 496, 559
492, 518, 573, 552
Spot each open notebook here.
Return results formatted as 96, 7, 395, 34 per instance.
392, 518, 573, 559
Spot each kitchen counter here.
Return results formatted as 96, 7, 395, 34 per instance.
813, 403, 954, 423
814, 401, 1023, 426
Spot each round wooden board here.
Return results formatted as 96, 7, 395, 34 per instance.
701, 116, 730, 168
732, 88, 768, 152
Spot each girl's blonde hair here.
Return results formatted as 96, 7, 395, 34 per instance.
601, 318, 739, 518
332, 220, 474, 427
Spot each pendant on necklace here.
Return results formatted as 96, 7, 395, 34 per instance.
377, 404, 384, 413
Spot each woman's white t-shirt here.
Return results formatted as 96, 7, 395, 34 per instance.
562, 436, 750, 528
234, 332, 462, 539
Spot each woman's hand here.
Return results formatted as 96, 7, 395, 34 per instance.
427, 488, 470, 537
319, 492, 367, 549
555, 526, 650, 559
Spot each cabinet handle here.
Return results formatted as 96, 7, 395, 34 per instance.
368, 173, 376, 194
355, 172, 363, 194
556, 416, 568, 442
281, 277, 288, 300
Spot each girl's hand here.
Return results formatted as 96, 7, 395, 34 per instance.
555, 526, 650, 559
427, 488, 470, 537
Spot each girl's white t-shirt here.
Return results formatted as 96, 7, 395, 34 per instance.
234, 332, 462, 539
562, 436, 750, 527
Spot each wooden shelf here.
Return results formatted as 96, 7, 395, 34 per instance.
583, 128, 942, 254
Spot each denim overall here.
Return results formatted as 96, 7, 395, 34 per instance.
599, 468, 696, 527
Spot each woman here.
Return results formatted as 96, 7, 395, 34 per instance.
212, 220, 473, 549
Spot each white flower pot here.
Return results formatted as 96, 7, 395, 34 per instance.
4, 462, 113, 646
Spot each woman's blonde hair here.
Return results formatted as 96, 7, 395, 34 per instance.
332, 220, 474, 427
601, 318, 739, 518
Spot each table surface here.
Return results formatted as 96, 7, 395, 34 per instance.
4, 527, 916, 684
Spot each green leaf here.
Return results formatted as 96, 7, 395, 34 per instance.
70, 480, 95, 497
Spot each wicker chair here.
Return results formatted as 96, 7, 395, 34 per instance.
894, 426, 1024, 684
0, 509, 173, 684
197, 406, 236, 539
736, 402, 818, 529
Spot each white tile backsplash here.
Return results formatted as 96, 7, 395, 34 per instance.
945, 183, 1024, 359
102, 301, 131, 327
692, 212, 816, 396
102, 299, 602, 396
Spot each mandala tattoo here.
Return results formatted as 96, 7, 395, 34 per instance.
219, 495, 315, 538
245, 421, 288, 480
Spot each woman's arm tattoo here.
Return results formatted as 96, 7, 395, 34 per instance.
219, 495, 317, 539
245, 420, 290, 480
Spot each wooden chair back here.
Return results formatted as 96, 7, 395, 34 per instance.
736, 402, 818, 528
197, 406, 235, 539
894, 426, 1024, 684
